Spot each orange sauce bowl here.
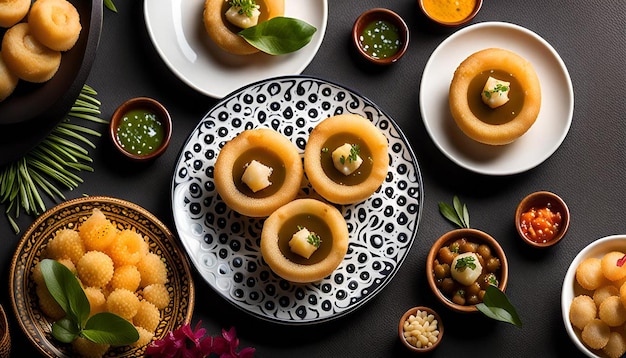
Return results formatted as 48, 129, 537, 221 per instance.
418, 0, 483, 27
515, 191, 570, 248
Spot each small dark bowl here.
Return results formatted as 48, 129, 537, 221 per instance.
426, 228, 508, 313
515, 191, 570, 248
399, 306, 443, 353
109, 97, 172, 161
418, 0, 483, 27
352, 8, 409, 65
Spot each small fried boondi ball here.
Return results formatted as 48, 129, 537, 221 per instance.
569, 295, 597, 330
71, 336, 110, 358
83, 287, 106, 317
57, 258, 76, 274
132, 326, 155, 348
603, 331, 626, 358
599, 296, 626, 327
107, 229, 149, 266
109, 265, 141, 292
36, 284, 65, 320
133, 300, 161, 332
582, 319, 611, 350
77, 251, 114, 288
593, 285, 619, 307
106, 288, 140, 321
32, 261, 45, 287
601, 251, 626, 281
142, 283, 170, 309
46, 228, 85, 265
79, 209, 118, 252
576, 257, 607, 290
137, 252, 168, 287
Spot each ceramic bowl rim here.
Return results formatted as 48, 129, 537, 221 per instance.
417, 0, 483, 27
515, 191, 570, 248
109, 96, 172, 161
351, 8, 410, 65
426, 228, 509, 313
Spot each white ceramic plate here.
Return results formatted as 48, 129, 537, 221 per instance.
144, 0, 327, 98
420, 22, 573, 175
171, 75, 424, 325
561, 235, 626, 358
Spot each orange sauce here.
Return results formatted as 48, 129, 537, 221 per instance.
520, 206, 563, 243
422, 0, 477, 23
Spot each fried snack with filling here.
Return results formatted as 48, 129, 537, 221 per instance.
2, 22, 61, 82
29, 0, 81, 51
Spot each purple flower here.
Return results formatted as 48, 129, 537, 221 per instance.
145, 322, 255, 358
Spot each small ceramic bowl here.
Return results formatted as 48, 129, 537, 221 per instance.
426, 228, 508, 313
399, 306, 443, 353
109, 97, 172, 161
418, 0, 483, 27
515, 191, 570, 248
0, 304, 10, 358
561, 235, 626, 358
352, 8, 409, 65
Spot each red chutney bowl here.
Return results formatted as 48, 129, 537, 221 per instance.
515, 191, 570, 248
352, 8, 409, 65
109, 97, 172, 161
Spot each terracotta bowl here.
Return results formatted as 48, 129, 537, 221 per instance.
0, 304, 10, 358
515, 191, 570, 248
418, 0, 483, 27
109, 97, 172, 161
398, 306, 443, 353
426, 228, 508, 313
352, 8, 409, 65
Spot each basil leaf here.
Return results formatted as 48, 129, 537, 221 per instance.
82, 312, 139, 346
40, 259, 90, 326
239, 17, 316, 55
476, 285, 522, 327
438, 202, 464, 228
52, 317, 81, 343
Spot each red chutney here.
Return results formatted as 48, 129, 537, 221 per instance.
520, 206, 562, 243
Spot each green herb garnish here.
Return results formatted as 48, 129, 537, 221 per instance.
476, 285, 522, 327
104, 0, 117, 12
229, 0, 258, 17
454, 255, 477, 271
438, 195, 470, 229
321, 147, 329, 153
484, 83, 509, 99
40, 259, 139, 345
238, 17, 316, 55
298, 225, 321, 248
339, 144, 360, 165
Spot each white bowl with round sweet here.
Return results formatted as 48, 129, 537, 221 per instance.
561, 234, 626, 358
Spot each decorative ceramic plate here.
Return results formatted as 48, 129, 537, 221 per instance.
561, 235, 626, 358
0, 0, 102, 166
9, 196, 195, 358
172, 75, 423, 325
420, 22, 573, 175
144, 0, 327, 98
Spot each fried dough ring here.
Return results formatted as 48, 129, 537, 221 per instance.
2, 22, 61, 82
0, 0, 30, 28
449, 48, 542, 145
203, 0, 284, 55
0, 52, 19, 101
29, 0, 81, 51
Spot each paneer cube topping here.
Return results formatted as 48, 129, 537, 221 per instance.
331, 143, 363, 176
225, 0, 261, 29
289, 226, 321, 259
241, 160, 272, 192
481, 76, 510, 109
450, 252, 483, 286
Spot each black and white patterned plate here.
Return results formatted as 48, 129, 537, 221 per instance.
171, 75, 423, 325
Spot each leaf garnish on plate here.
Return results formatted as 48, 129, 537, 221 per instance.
40, 259, 139, 345
476, 285, 523, 327
238, 17, 317, 55
438, 195, 470, 228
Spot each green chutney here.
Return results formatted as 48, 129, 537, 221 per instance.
116, 108, 165, 156
359, 20, 402, 59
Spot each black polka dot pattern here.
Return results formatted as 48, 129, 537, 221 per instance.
172, 76, 423, 324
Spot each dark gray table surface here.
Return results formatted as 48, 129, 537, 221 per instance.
1, 0, 625, 357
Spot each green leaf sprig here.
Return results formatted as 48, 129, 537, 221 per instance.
1, 85, 105, 234
438, 195, 470, 228
229, 0, 258, 17
476, 285, 523, 327
454, 255, 477, 271
484, 83, 509, 99
104, 0, 117, 12
238, 17, 317, 55
40, 259, 139, 345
